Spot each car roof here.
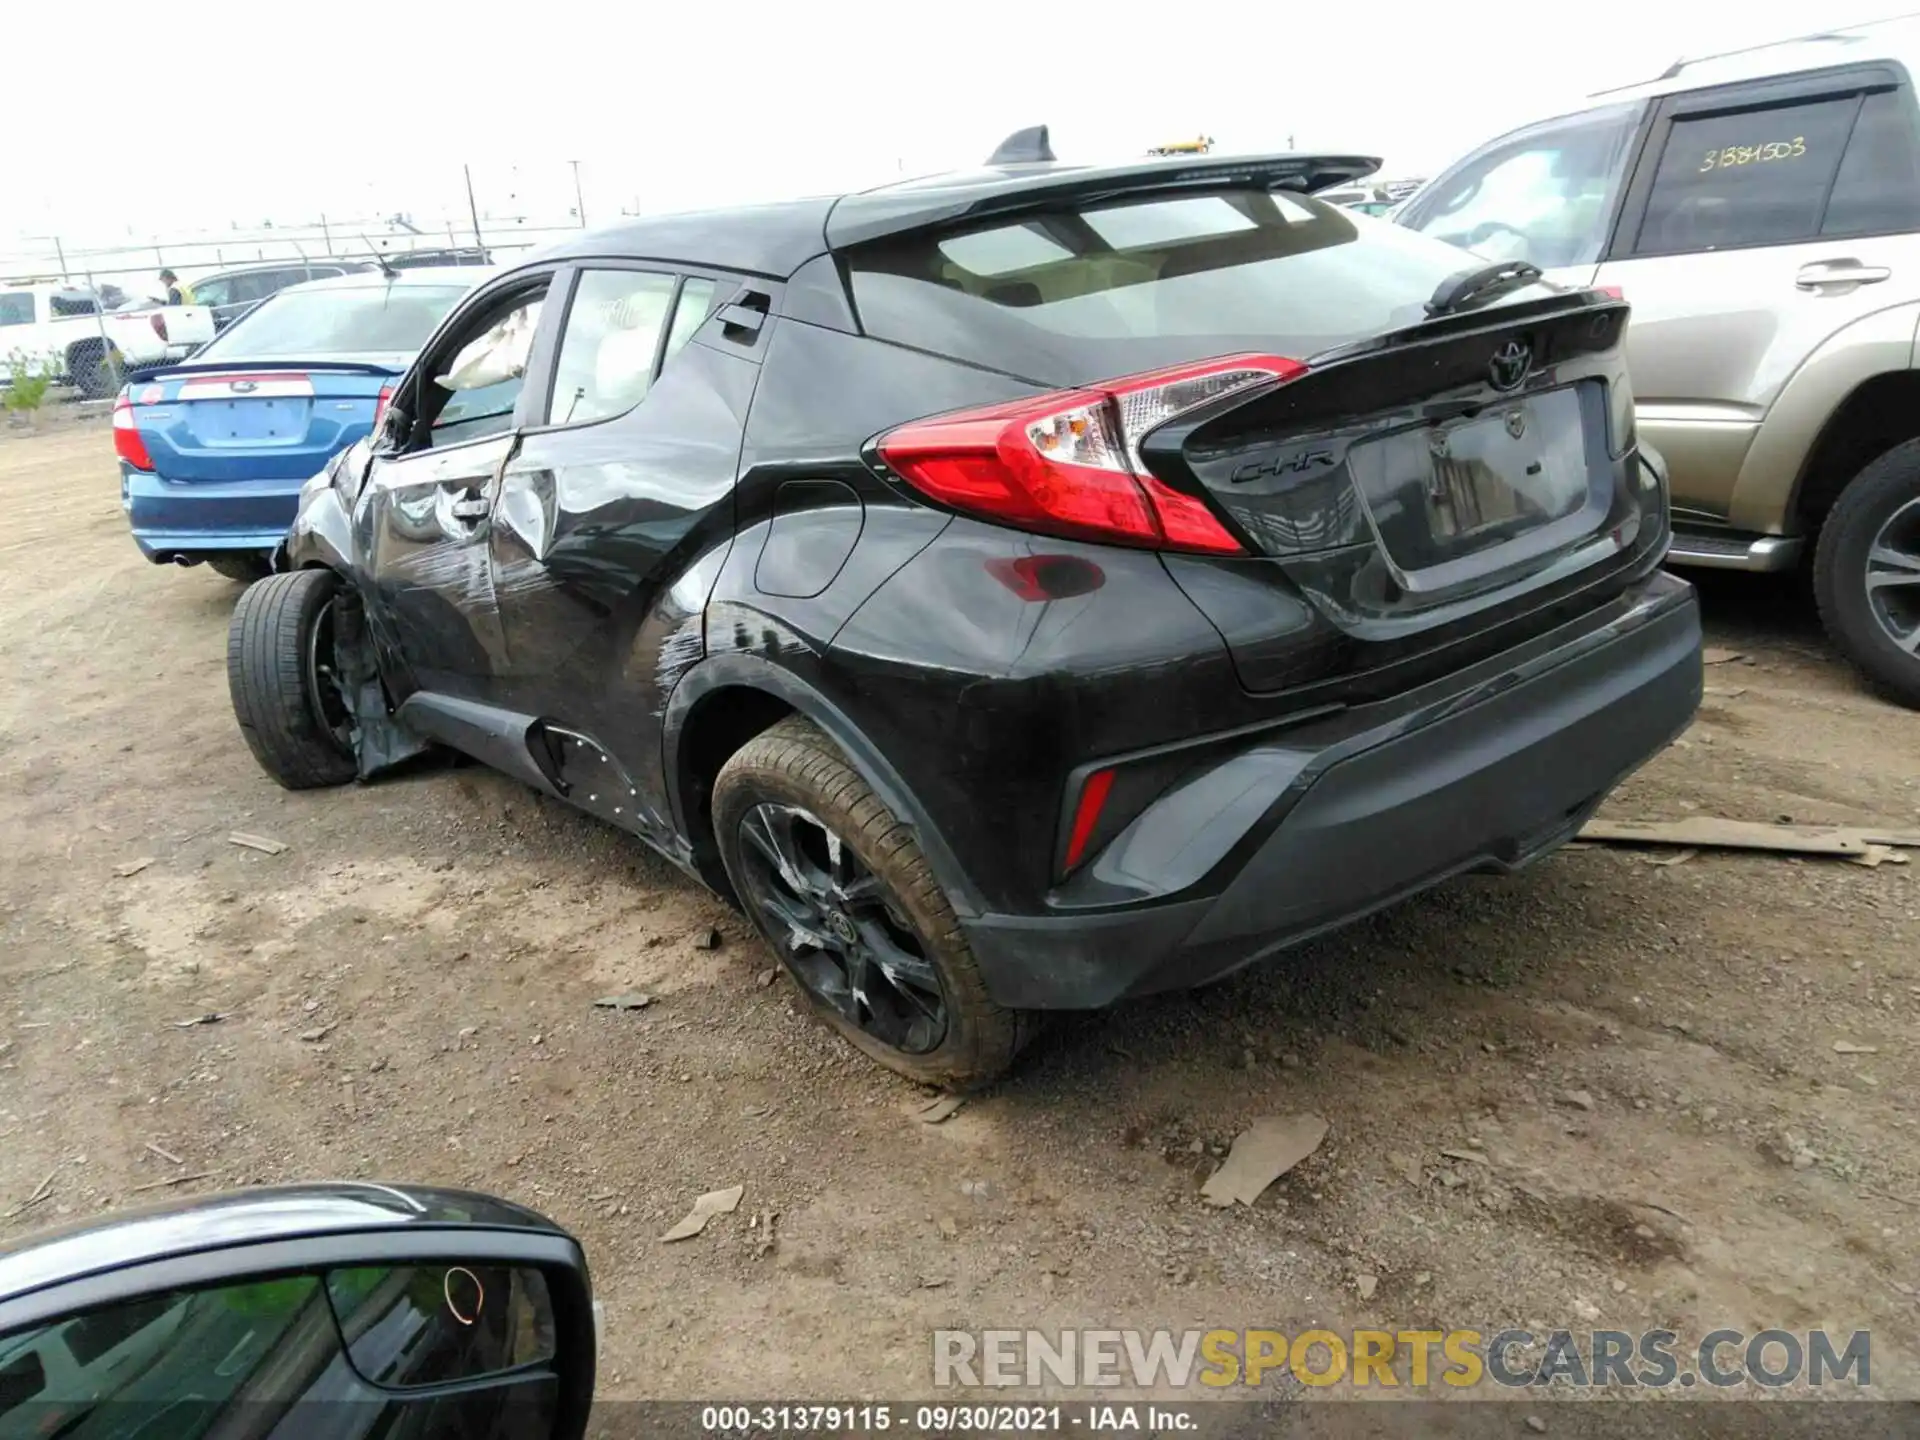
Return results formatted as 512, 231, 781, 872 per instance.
1588, 13, 1920, 106
273, 265, 497, 296
534, 150, 1381, 280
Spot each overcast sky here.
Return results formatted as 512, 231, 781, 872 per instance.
4, 0, 1897, 252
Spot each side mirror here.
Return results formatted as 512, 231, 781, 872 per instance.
0, 1183, 594, 1440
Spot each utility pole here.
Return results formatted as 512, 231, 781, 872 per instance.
53, 236, 69, 280
463, 164, 485, 251
570, 160, 586, 228
1287, 132, 1296, 150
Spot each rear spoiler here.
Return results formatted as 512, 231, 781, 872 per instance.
825, 152, 1382, 251
141, 357, 404, 382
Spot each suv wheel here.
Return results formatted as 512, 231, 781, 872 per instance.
1814, 438, 1920, 709
227, 569, 359, 789
713, 717, 1037, 1089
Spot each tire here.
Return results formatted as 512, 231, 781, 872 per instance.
713, 717, 1038, 1089
207, 553, 272, 584
65, 340, 120, 401
1813, 437, 1920, 709
227, 569, 358, 789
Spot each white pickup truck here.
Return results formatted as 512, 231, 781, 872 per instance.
0, 283, 217, 398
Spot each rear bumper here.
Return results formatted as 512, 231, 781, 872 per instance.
121, 463, 300, 561
960, 570, 1703, 1009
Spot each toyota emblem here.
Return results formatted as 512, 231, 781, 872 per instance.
1489, 340, 1532, 393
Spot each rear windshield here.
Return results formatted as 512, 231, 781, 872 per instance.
845, 188, 1541, 382
196, 283, 470, 361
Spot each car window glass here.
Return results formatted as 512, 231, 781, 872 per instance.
665, 277, 720, 361
324, 1265, 556, 1389
849, 188, 1555, 380
1399, 103, 1641, 268
429, 289, 547, 446
545, 269, 677, 426
1822, 88, 1920, 236
195, 277, 233, 309
0, 1276, 327, 1425
0, 293, 35, 327
194, 284, 471, 361
47, 292, 99, 318
1633, 96, 1858, 255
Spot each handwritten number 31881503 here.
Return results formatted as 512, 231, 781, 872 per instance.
1699, 137, 1807, 172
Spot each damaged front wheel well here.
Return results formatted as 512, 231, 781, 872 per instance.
676, 687, 797, 899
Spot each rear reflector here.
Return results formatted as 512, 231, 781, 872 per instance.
877, 355, 1305, 554
112, 393, 154, 472
1063, 767, 1116, 872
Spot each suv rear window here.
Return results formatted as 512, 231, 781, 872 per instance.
196, 283, 470, 360
845, 188, 1541, 383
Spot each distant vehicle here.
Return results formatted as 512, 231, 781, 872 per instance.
1148, 136, 1215, 156
383, 246, 494, 270
188, 261, 374, 334
0, 283, 215, 398
1396, 14, 1920, 706
114, 267, 491, 582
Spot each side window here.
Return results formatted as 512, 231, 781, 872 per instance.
544, 269, 678, 426
1632, 96, 1858, 255
424, 284, 549, 448
0, 293, 35, 327
666, 277, 720, 359
1398, 103, 1642, 269
1822, 88, 1920, 236
194, 277, 233, 309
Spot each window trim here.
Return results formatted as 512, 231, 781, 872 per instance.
519, 260, 738, 439
1605, 62, 1917, 261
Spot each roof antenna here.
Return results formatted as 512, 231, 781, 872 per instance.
987, 125, 1055, 165
360, 235, 400, 280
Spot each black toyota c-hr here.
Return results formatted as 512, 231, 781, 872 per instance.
230, 134, 1702, 1088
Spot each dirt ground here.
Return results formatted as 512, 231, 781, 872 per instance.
2, 414, 1917, 1407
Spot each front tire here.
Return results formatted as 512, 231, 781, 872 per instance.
713, 717, 1038, 1089
227, 569, 358, 789
1814, 438, 1920, 709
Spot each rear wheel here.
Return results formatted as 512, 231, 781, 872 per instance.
1814, 439, 1920, 709
207, 553, 272, 584
227, 569, 358, 789
65, 340, 121, 401
713, 717, 1037, 1089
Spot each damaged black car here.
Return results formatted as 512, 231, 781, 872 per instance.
230, 137, 1702, 1087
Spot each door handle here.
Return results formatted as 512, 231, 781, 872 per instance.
1796, 260, 1891, 290
448, 495, 489, 521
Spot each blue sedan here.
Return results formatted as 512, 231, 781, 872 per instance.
115, 267, 491, 581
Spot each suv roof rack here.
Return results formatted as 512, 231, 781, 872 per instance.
1589, 14, 1912, 96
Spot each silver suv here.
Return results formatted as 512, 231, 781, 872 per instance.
1397, 17, 1920, 706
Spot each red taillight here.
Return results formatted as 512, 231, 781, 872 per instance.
373, 385, 394, 431
1064, 768, 1116, 872
1596, 285, 1625, 301
877, 354, 1306, 555
149, 312, 169, 342
113, 393, 154, 471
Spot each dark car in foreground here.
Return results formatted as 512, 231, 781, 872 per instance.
228, 141, 1702, 1087
116, 268, 490, 581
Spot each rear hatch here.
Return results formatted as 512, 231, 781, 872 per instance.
131, 359, 402, 484
844, 176, 1657, 695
